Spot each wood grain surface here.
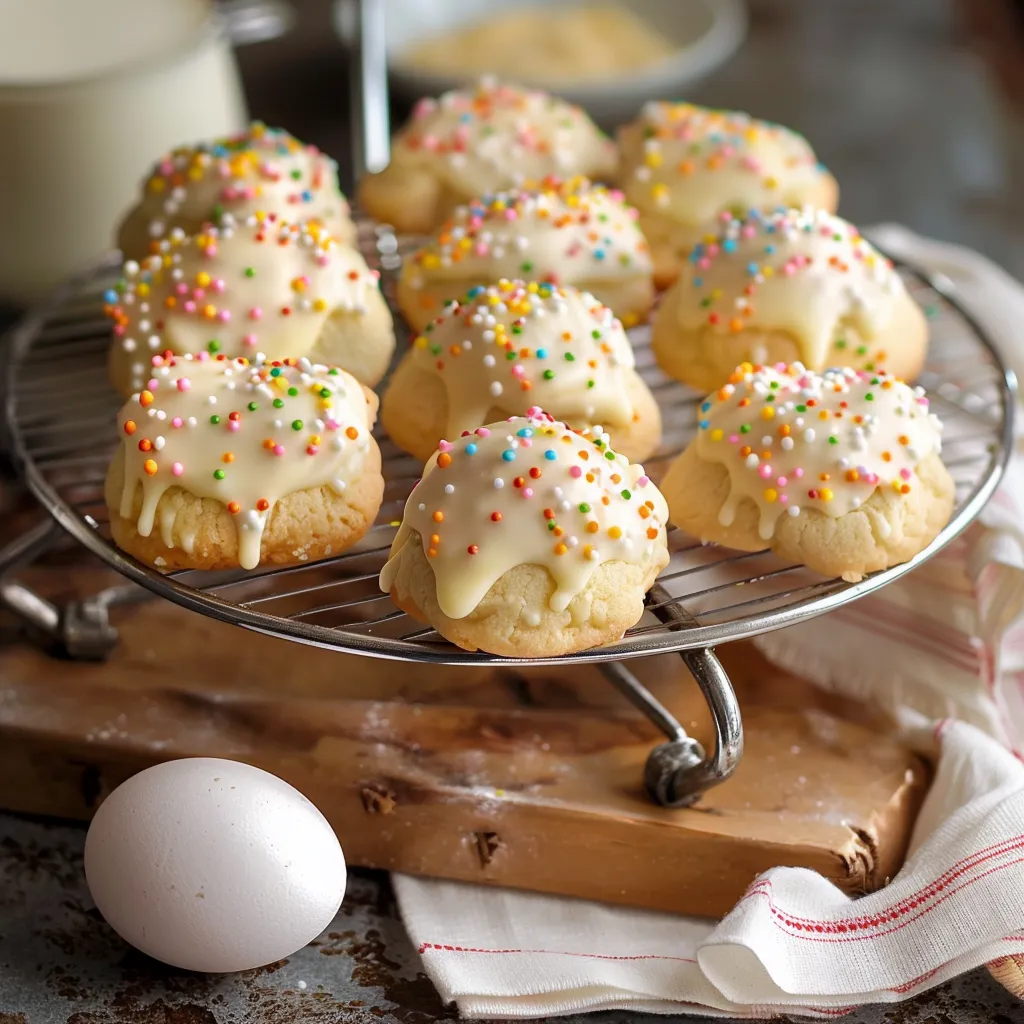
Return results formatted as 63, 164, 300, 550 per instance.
0, 533, 930, 918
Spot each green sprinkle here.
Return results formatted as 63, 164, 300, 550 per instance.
543, 369, 555, 380
796, 404, 807, 413
547, 521, 556, 531
828, 436, 838, 444
924, 304, 940, 320
209, 415, 221, 425
328, 368, 340, 375
213, 469, 226, 480
564, 353, 575, 362
290, 169, 302, 180
511, 325, 522, 335
207, 340, 220, 354
270, 367, 281, 377
244, 267, 256, 278
604, 451, 615, 460
288, 387, 298, 397
291, 419, 304, 430
739, 424, 751, 434
273, 398, 285, 409
865, 392, 874, 401
621, 489, 632, 500
834, 338, 847, 350
579, 503, 591, 514
520, 261, 534, 273
587, 379, 595, 389
506, 351, 517, 361
247, 402, 258, 411
856, 345, 868, 356
591, 330, 601, 339
319, 387, 332, 398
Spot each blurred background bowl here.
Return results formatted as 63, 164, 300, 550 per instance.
334, 0, 747, 124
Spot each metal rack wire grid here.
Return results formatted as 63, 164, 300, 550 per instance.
4, 224, 1016, 666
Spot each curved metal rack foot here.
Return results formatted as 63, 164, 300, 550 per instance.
0, 227, 1015, 806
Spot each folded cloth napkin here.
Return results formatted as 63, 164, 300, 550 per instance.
393, 229, 1024, 1017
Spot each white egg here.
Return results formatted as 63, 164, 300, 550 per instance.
84, 757, 346, 973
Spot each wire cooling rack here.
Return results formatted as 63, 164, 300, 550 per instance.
3, 225, 1016, 668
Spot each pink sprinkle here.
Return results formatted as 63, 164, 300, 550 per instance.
520, 437, 532, 447
273, 444, 286, 456
147, 378, 158, 391
476, 427, 491, 437
228, 421, 240, 432
212, 279, 226, 293
438, 439, 454, 452
522, 487, 534, 498
742, 224, 757, 239
184, 301, 197, 313
193, 288, 206, 301
504, 209, 517, 221
779, 494, 789, 504
243, 333, 257, 346
113, 325, 125, 337
176, 377, 191, 392
250, 307, 263, 320
171, 462, 184, 477
511, 365, 525, 379
758, 465, 772, 479
159, 160, 174, 175
317, 255, 330, 267
794, 467, 804, 479
706, 244, 720, 257
900, 468, 912, 480
569, 465, 583, 478
325, 418, 339, 431
637, 476, 649, 487
203, 245, 216, 258
728, 434, 739, 444
217, 310, 231, 323
172, 417, 183, 428
777, 476, 788, 487
698, 257, 712, 270
196, 351, 210, 362
175, 282, 188, 296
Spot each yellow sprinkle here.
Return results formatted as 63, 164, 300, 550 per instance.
819, 488, 834, 501
644, 151, 663, 169
313, 298, 327, 312
196, 271, 211, 288
147, 177, 165, 194
553, 542, 568, 556
761, 406, 775, 420
764, 488, 778, 503
710, 428, 724, 442
136, 283, 150, 299
608, 526, 622, 539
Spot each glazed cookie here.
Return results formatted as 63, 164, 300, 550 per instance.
106, 215, 395, 397
651, 207, 928, 394
617, 102, 838, 285
661, 363, 954, 582
397, 177, 654, 332
379, 411, 670, 656
381, 280, 661, 463
117, 123, 356, 261
105, 354, 383, 571
357, 79, 618, 235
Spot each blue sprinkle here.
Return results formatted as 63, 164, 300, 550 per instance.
764, 244, 775, 254
516, 427, 534, 438
536, 348, 547, 359
722, 239, 737, 253
104, 289, 118, 304
459, 113, 473, 123
465, 443, 478, 455
467, 285, 485, 297
502, 450, 515, 461
747, 262, 759, 275
693, 277, 703, 288
301, 190, 313, 202
699, 420, 709, 430
594, 249, 605, 260
701, 401, 712, 412
544, 449, 557, 460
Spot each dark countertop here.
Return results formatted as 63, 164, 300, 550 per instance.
3, 813, 1023, 1024
4, 1, 1024, 1021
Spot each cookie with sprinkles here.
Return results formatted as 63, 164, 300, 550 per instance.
651, 207, 928, 394
105, 353, 384, 571
617, 102, 838, 285
117, 123, 355, 261
397, 177, 654, 331
381, 280, 661, 464
106, 214, 395, 397
379, 410, 670, 657
661, 362, 954, 582
357, 78, 617, 235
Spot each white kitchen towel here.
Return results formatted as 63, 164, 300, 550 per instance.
754, 225, 1024, 753
393, 230, 1024, 1017
395, 720, 1024, 1018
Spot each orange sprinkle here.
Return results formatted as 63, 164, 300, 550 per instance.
586, 521, 599, 533
882, 451, 892, 462
227, 501, 241, 515
553, 542, 568, 556
139, 390, 154, 408
646, 527, 659, 540
437, 452, 452, 469
256, 498, 270, 511
346, 426, 359, 440
138, 439, 152, 452
432, 511, 444, 523
222, 452, 234, 463
143, 459, 158, 476
123, 420, 137, 435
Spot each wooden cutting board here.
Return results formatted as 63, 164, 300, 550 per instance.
0, 521, 928, 918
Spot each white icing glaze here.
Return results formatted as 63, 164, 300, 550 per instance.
125, 123, 352, 248
391, 78, 617, 197
379, 410, 669, 619
621, 102, 832, 228
114, 354, 374, 570
694, 363, 944, 540
404, 177, 651, 292
672, 207, 907, 369
106, 215, 381, 394
409, 280, 637, 438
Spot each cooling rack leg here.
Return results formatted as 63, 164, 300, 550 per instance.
0, 517, 119, 660
601, 649, 742, 808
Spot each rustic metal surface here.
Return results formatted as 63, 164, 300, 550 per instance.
2, 812, 1023, 1024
